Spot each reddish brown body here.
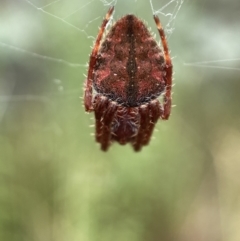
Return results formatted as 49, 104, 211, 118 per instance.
84, 7, 172, 151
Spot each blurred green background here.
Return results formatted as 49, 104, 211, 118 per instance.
1, 0, 240, 240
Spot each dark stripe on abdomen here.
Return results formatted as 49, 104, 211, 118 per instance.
126, 15, 138, 107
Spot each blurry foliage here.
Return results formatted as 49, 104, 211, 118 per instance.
0, 0, 240, 241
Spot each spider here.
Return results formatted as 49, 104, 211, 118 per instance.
84, 6, 172, 151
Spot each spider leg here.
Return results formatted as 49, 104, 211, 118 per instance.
154, 15, 173, 120
93, 95, 108, 143
84, 6, 114, 112
142, 100, 163, 146
100, 101, 118, 151
132, 104, 150, 151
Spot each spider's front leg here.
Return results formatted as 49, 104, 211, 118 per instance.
154, 14, 172, 120
84, 6, 114, 112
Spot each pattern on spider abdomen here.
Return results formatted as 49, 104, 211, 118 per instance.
93, 14, 166, 107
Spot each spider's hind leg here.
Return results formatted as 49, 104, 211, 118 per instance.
100, 100, 118, 151
93, 95, 108, 143
132, 104, 150, 151
146, 100, 163, 144
132, 100, 163, 151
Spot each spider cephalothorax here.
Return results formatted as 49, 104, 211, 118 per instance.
84, 6, 172, 151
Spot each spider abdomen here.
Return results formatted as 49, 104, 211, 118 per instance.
93, 14, 166, 107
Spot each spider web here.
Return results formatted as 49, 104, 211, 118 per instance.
1, 2, 240, 240
0, 0, 239, 122
0, 0, 183, 67
0, 0, 184, 121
